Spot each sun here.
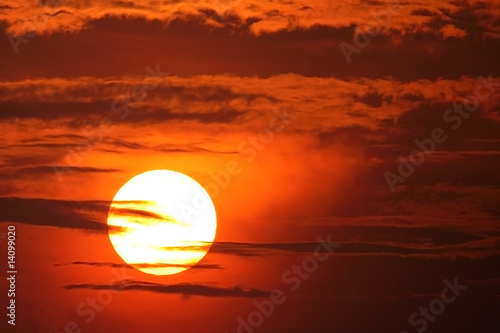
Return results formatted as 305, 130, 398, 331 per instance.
107, 170, 217, 275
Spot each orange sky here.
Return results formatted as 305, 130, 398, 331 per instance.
1, 0, 500, 332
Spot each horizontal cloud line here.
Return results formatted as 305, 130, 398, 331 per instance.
63, 280, 269, 298
54, 261, 223, 270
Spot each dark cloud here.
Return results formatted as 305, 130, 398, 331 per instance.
160, 240, 341, 257
152, 84, 278, 104
1, 154, 62, 167
7, 165, 119, 177
316, 95, 500, 189
64, 280, 270, 298
0, 101, 111, 120
45, 9, 72, 17
0, 197, 110, 232
108, 207, 178, 224
399, 154, 500, 187
111, 1, 137, 9
0, 82, 272, 125
160, 235, 497, 259
322, 225, 480, 247
0, 100, 245, 125
54, 261, 223, 270
4, 135, 237, 160
410, 8, 436, 17
201, 239, 497, 259
318, 125, 373, 147
2, 15, 497, 81
2, 194, 489, 258
400, 92, 426, 102
354, 91, 392, 108
130, 107, 245, 124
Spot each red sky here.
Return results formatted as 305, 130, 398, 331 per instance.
1, 0, 500, 332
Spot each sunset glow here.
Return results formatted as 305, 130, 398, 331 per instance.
1, 0, 499, 332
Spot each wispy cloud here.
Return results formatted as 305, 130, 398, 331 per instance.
108, 207, 178, 224
1, 197, 498, 259
0, 197, 110, 232
54, 261, 223, 270
63, 280, 270, 297
0, 166, 120, 179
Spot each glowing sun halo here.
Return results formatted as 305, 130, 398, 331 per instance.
107, 170, 217, 275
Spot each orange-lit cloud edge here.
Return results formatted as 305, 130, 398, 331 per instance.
2, 0, 499, 38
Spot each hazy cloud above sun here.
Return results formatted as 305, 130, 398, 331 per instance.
1, 73, 499, 216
